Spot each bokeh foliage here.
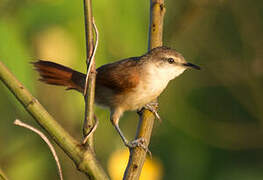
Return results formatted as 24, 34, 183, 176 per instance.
1, 0, 263, 179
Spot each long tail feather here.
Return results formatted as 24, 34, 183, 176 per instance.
33, 60, 85, 92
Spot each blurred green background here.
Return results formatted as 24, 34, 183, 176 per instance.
1, 0, 263, 179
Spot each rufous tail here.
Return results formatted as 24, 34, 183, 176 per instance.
33, 60, 85, 92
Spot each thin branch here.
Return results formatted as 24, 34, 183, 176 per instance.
82, 0, 97, 149
83, 19, 99, 146
148, 0, 165, 49
0, 61, 109, 180
123, 0, 166, 179
14, 119, 63, 180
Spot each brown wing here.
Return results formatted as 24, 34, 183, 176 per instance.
96, 57, 141, 93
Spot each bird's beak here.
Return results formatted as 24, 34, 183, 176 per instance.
183, 62, 201, 70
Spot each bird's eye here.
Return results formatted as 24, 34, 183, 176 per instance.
168, 58, 175, 64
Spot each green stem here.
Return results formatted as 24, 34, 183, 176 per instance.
0, 61, 109, 180
83, 0, 97, 149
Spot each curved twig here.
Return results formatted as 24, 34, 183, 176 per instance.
83, 114, 99, 144
14, 119, 63, 180
84, 18, 99, 96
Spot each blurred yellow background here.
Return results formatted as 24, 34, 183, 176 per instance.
1, 0, 263, 179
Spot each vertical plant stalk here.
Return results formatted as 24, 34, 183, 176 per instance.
123, 0, 165, 180
83, 0, 97, 149
0, 61, 109, 180
148, 0, 165, 49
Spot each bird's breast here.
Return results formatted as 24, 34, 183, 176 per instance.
119, 73, 169, 111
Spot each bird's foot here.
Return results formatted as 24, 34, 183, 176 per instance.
142, 102, 161, 122
126, 137, 152, 157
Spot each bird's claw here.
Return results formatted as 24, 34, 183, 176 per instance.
143, 102, 161, 122
126, 137, 152, 157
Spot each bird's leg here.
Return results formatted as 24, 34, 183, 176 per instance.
113, 123, 129, 146
114, 123, 150, 154
111, 109, 149, 153
138, 102, 161, 122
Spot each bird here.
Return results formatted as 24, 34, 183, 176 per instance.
33, 46, 200, 150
